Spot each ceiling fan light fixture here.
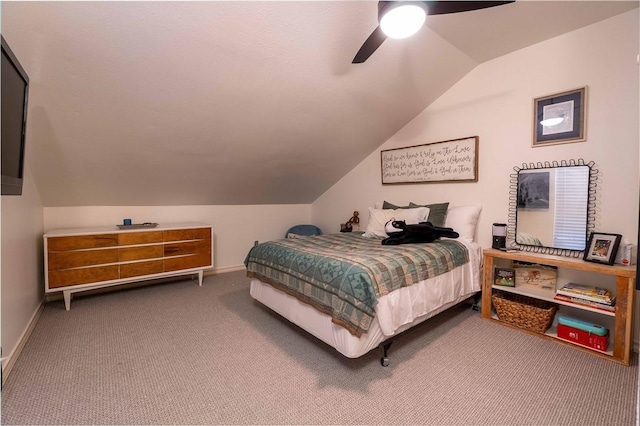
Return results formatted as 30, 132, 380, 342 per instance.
379, 3, 427, 39
540, 117, 565, 127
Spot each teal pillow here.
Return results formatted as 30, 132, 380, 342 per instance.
409, 202, 450, 227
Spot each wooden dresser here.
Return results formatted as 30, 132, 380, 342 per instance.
44, 223, 213, 310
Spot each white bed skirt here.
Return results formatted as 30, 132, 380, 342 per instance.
249, 240, 482, 358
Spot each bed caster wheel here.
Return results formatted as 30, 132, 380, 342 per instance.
380, 357, 389, 367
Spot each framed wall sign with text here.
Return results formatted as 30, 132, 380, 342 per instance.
381, 136, 478, 184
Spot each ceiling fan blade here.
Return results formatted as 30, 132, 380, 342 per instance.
424, 1, 514, 16
352, 1, 513, 64
352, 26, 387, 64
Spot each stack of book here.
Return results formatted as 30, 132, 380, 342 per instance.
554, 282, 615, 313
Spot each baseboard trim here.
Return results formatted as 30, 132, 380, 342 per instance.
204, 264, 246, 275
2, 301, 45, 387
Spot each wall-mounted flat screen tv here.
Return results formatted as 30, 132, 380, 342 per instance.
1, 35, 29, 196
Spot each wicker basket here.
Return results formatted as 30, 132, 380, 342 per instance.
492, 292, 558, 333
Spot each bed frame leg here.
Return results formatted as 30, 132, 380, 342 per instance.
471, 291, 482, 311
380, 342, 392, 367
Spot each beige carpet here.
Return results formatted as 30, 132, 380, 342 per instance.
2, 271, 637, 425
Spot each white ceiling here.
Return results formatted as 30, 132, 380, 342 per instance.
2, 1, 637, 206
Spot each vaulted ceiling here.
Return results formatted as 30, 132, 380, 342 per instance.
2, 1, 637, 206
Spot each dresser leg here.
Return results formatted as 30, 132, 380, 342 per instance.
63, 291, 71, 311
197, 270, 203, 286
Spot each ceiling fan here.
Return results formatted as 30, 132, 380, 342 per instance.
352, 1, 514, 64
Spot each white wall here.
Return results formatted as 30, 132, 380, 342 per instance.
1, 163, 45, 371
43, 204, 312, 271
312, 10, 639, 249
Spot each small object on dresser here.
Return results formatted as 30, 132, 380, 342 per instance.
556, 282, 615, 306
494, 266, 515, 287
116, 222, 159, 229
123, 218, 132, 226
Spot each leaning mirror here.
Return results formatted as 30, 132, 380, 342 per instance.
509, 160, 596, 256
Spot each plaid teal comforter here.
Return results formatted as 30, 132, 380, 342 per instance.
245, 233, 469, 336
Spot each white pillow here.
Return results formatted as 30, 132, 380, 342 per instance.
362, 207, 430, 238
444, 205, 482, 242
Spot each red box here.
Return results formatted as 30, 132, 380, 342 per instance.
557, 324, 609, 351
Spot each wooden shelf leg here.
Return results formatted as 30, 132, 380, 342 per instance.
481, 254, 494, 319
612, 276, 633, 365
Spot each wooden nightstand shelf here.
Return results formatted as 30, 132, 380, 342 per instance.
44, 222, 213, 310
481, 248, 636, 366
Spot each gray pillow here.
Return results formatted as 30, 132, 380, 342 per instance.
382, 201, 410, 209
409, 202, 450, 227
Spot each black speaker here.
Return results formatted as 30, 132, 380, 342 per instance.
492, 223, 507, 249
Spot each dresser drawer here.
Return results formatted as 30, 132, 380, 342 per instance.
120, 260, 164, 279
48, 265, 120, 288
119, 245, 163, 262
164, 253, 211, 272
48, 248, 118, 271
163, 228, 210, 242
118, 231, 163, 246
164, 239, 211, 257
48, 234, 118, 252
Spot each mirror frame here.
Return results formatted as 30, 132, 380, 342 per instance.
507, 159, 597, 257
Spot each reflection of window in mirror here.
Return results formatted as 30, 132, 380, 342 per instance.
553, 167, 589, 250
516, 165, 589, 251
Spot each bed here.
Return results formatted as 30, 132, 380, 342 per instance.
245, 204, 483, 364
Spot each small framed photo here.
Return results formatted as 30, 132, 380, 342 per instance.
584, 232, 622, 265
494, 266, 516, 287
533, 87, 587, 147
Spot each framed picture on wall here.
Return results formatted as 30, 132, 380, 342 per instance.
583, 232, 622, 265
532, 87, 587, 147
